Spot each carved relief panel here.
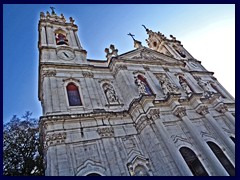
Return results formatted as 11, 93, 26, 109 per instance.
155, 73, 180, 96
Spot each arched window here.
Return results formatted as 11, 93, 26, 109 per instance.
230, 136, 235, 143
66, 83, 82, 106
55, 29, 68, 45
207, 141, 235, 176
86, 173, 101, 176
135, 75, 153, 95
180, 147, 209, 176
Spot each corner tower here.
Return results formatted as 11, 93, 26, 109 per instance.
143, 25, 194, 60
38, 9, 88, 115
38, 8, 87, 65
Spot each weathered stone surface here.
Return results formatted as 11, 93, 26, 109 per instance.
38, 10, 235, 176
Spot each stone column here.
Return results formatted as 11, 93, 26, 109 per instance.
196, 105, 235, 157
40, 26, 47, 46
42, 70, 56, 114
154, 119, 193, 175
74, 30, 82, 48
173, 106, 229, 176
46, 25, 54, 45
69, 29, 78, 47
215, 103, 235, 126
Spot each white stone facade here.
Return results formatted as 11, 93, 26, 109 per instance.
38, 10, 235, 176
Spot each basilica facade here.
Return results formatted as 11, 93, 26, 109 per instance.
38, 10, 235, 176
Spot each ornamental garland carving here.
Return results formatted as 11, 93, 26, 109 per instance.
113, 64, 127, 77
143, 66, 150, 71
43, 70, 56, 77
97, 127, 114, 138
45, 132, 67, 147
82, 71, 94, 78
118, 64, 127, 70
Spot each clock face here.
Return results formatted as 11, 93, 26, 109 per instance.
57, 50, 75, 60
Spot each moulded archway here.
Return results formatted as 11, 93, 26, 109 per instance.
207, 141, 235, 176
179, 147, 209, 176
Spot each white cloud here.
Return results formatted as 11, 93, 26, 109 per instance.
181, 20, 235, 97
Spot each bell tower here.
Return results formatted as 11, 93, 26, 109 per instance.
143, 25, 194, 60
38, 8, 87, 65
38, 8, 88, 116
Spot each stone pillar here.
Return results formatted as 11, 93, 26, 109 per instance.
196, 105, 235, 159
40, 26, 47, 45
215, 103, 235, 126
42, 70, 55, 114
154, 119, 193, 175
173, 106, 229, 176
46, 25, 54, 45
49, 74, 60, 112
69, 29, 78, 47
74, 30, 82, 48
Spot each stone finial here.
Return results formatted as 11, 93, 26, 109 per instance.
105, 44, 118, 59
134, 40, 142, 49
170, 34, 176, 40
46, 11, 50, 17
127, 33, 142, 49
142, 24, 149, 32
69, 17, 75, 23
40, 12, 45, 18
60, 13, 66, 22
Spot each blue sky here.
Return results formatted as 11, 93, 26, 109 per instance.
3, 4, 235, 122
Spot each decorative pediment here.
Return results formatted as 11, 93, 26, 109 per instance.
127, 154, 153, 176
118, 47, 184, 66
76, 160, 106, 176
62, 77, 80, 83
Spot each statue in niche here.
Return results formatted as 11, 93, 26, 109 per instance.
134, 77, 151, 95
134, 75, 153, 96
135, 78, 147, 95
158, 74, 179, 96
179, 76, 192, 95
103, 83, 119, 103
197, 78, 214, 98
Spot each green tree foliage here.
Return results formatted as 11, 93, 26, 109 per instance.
3, 111, 44, 176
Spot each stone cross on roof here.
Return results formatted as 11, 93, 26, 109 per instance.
50, 7, 56, 14
127, 33, 136, 41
